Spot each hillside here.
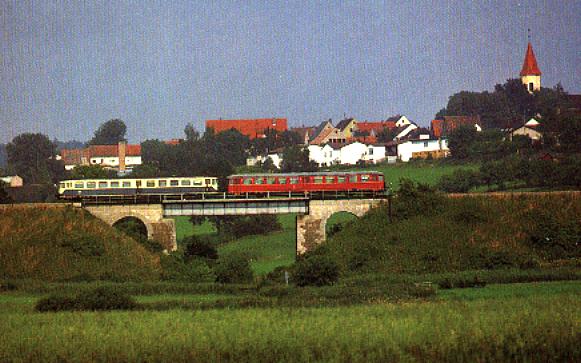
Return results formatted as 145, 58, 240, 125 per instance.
322, 193, 581, 274
0, 204, 161, 281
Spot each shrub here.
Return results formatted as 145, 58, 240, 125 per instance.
214, 254, 254, 284
528, 212, 581, 260
437, 275, 487, 289
394, 179, 446, 219
468, 249, 518, 270
183, 236, 218, 260
0, 281, 18, 292
294, 255, 340, 287
438, 169, 481, 193
60, 234, 105, 257
74, 287, 138, 311
35, 295, 77, 312
160, 254, 216, 282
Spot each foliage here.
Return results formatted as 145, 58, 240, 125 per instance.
68, 165, 117, 179
205, 215, 282, 240
528, 211, 581, 260
214, 254, 254, 284
281, 145, 318, 172
35, 287, 138, 312
114, 217, 164, 253
0, 181, 12, 203
88, 119, 127, 145
393, 178, 445, 219
160, 254, 216, 282
293, 255, 340, 287
6, 133, 64, 184
438, 169, 481, 192
0, 143, 6, 168
251, 129, 302, 155
183, 236, 218, 261
437, 275, 486, 289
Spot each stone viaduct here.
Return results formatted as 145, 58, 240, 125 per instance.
84, 198, 386, 254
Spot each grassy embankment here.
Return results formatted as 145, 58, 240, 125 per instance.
0, 281, 579, 362
0, 205, 161, 281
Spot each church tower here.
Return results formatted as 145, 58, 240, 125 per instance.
520, 42, 541, 93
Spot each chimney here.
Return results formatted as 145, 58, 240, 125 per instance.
118, 141, 127, 172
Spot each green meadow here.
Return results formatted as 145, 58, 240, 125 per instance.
0, 281, 579, 362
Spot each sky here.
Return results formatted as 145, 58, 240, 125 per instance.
1, 0, 580, 144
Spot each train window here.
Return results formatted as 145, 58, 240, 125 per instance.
243, 178, 252, 185
314, 176, 323, 184
213, 179, 217, 185
74, 182, 84, 189
290, 177, 298, 184
181, 180, 191, 186
361, 175, 370, 182
122, 181, 131, 187
146, 181, 155, 187
267, 177, 275, 184
325, 176, 335, 183
256, 178, 264, 185
279, 177, 287, 184
59, 182, 66, 189
205, 179, 211, 185
378, 175, 384, 181
87, 182, 96, 189
159, 180, 167, 187
110, 181, 120, 188
98, 181, 108, 188
193, 180, 202, 186
170, 180, 179, 186
338, 176, 346, 183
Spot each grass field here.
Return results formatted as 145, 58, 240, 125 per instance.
0, 281, 578, 362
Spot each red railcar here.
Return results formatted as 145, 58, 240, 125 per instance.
227, 172, 385, 195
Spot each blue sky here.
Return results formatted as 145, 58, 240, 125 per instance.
1, 0, 580, 144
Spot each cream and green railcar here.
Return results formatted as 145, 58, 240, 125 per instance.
58, 177, 218, 199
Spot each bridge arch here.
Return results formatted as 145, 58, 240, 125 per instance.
113, 216, 149, 241
325, 211, 359, 238
296, 199, 385, 254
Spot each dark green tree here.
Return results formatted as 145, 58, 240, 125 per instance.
69, 165, 117, 179
446, 126, 479, 160
6, 133, 63, 183
88, 119, 127, 145
281, 146, 317, 172
0, 181, 12, 203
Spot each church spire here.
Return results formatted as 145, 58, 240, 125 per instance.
520, 39, 541, 93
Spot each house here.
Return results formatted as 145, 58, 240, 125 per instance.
246, 153, 283, 169
205, 118, 288, 139
336, 118, 358, 139
309, 120, 347, 145
431, 116, 482, 138
308, 144, 338, 166
397, 131, 449, 162
0, 175, 23, 187
291, 127, 316, 145
308, 142, 386, 166
520, 42, 542, 93
60, 141, 141, 172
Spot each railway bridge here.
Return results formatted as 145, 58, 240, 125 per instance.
81, 194, 386, 253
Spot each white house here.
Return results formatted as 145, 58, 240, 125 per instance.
397, 139, 449, 162
308, 144, 338, 167
394, 123, 419, 140
246, 153, 283, 169
308, 142, 385, 166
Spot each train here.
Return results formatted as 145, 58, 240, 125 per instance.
227, 171, 385, 195
58, 177, 219, 199
57, 171, 385, 199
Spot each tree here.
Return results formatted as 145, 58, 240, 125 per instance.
184, 123, 200, 142
557, 114, 581, 153
0, 181, 12, 204
281, 146, 317, 172
88, 119, 127, 145
69, 165, 117, 179
446, 126, 479, 160
6, 133, 63, 184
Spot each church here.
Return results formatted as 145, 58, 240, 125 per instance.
520, 42, 541, 93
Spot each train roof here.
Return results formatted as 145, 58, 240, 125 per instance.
229, 171, 384, 178
60, 176, 216, 183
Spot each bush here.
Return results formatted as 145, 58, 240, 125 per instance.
0, 281, 18, 292
528, 212, 581, 260
468, 249, 518, 270
160, 254, 215, 282
438, 169, 481, 193
183, 236, 218, 260
394, 179, 445, 219
60, 234, 105, 257
214, 254, 254, 284
35, 287, 138, 312
293, 255, 340, 287
437, 275, 487, 289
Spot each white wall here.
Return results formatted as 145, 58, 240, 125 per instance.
397, 139, 448, 162
89, 156, 142, 167
308, 145, 336, 166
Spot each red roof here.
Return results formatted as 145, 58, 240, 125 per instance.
88, 144, 141, 157
520, 42, 541, 77
356, 121, 396, 133
431, 116, 480, 138
206, 118, 288, 139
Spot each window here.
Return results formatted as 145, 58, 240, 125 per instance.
378, 175, 384, 181
369, 148, 374, 155
529, 82, 534, 92
361, 175, 370, 182
193, 180, 202, 186
87, 182, 96, 189
325, 176, 335, 183
256, 178, 264, 185
205, 179, 211, 185
243, 178, 253, 185
424, 142, 429, 148
290, 177, 299, 184
279, 177, 287, 184
170, 180, 179, 187
267, 177, 276, 184
98, 181, 108, 188
122, 181, 131, 187
74, 182, 84, 188
338, 176, 346, 183
59, 182, 65, 189
159, 180, 167, 187
146, 181, 155, 187
67, 183, 72, 188
181, 180, 191, 186
314, 176, 323, 184
110, 181, 120, 188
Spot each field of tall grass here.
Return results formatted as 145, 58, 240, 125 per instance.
0, 281, 578, 362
